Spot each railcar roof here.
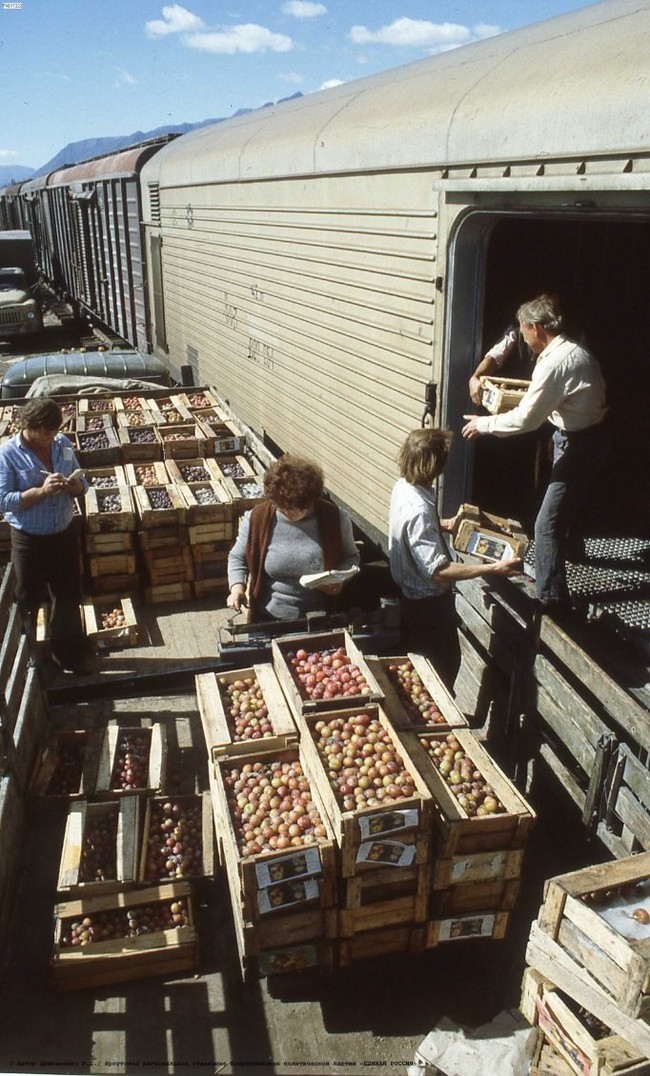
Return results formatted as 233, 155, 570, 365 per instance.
141, 0, 650, 187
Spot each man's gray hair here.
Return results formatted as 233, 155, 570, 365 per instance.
517, 295, 563, 332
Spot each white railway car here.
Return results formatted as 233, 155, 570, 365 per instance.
139, 0, 650, 546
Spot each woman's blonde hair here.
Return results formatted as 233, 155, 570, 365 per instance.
397, 428, 452, 486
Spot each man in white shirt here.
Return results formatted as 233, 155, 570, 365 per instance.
462, 295, 610, 614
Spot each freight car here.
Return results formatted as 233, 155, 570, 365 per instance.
2, 0, 649, 556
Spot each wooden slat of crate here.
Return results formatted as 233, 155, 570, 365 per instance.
176, 480, 233, 525
77, 398, 116, 416
527, 922, 650, 1059
4, 633, 32, 731
76, 427, 121, 468
193, 579, 228, 599
187, 520, 234, 545
336, 924, 425, 967
222, 474, 265, 515
85, 531, 135, 555
520, 968, 650, 1076
365, 653, 469, 731
138, 525, 185, 550
339, 894, 427, 938
117, 425, 163, 462
95, 724, 166, 798
138, 792, 214, 885
159, 424, 204, 460
87, 552, 137, 578
432, 847, 525, 889
52, 882, 197, 991
212, 455, 255, 482
295, 703, 432, 877
401, 727, 536, 857
340, 862, 430, 916
123, 462, 170, 487
143, 546, 193, 586
85, 485, 135, 533
165, 457, 223, 485
12, 665, 49, 788
536, 853, 650, 1022
83, 596, 138, 648
90, 573, 140, 596
144, 581, 193, 605
599, 745, 650, 859
85, 466, 128, 492
30, 728, 103, 800
210, 743, 337, 924
0, 775, 25, 955
480, 375, 531, 414
196, 665, 298, 759
191, 540, 229, 562
57, 798, 140, 898
431, 877, 521, 917
133, 484, 186, 528
76, 413, 115, 433
271, 629, 384, 717
425, 909, 510, 947
0, 602, 23, 697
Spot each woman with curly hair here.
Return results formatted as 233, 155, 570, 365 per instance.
227, 455, 359, 622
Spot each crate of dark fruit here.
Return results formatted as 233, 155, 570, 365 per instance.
95, 725, 166, 797
164, 456, 223, 485
85, 485, 135, 533
133, 483, 186, 528
177, 480, 233, 525
271, 629, 384, 717
76, 426, 121, 467
117, 424, 162, 462
30, 728, 103, 800
139, 792, 214, 884
57, 798, 140, 898
365, 654, 469, 731
196, 665, 298, 759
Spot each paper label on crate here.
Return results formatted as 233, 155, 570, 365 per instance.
257, 877, 320, 915
466, 530, 517, 563
255, 847, 322, 889
356, 840, 416, 868
438, 913, 496, 942
450, 851, 507, 883
258, 944, 320, 976
357, 808, 419, 840
535, 996, 592, 1076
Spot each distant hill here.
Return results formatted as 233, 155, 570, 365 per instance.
4, 93, 303, 183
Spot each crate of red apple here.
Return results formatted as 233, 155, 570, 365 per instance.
95, 725, 166, 797
365, 654, 469, 731
52, 882, 198, 990
83, 596, 138, 649
57, 798, 140, 898
139, 793, 214, 884
195, 665, 298, 760
271, 630, 384, 717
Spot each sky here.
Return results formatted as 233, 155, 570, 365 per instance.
1, 0, 599, 170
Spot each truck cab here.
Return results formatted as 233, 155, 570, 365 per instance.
0, 266, 43, 338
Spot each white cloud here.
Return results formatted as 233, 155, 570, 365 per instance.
349, 18, 473, 50
320, 78, 344, 90
281, 1, 326, 17
184, 24, 293, 54
278, 71, 304, 84
146, 5, 205, 37
115, 67, 138, 87
0, 150, 19, 160
473, 22, 502, 40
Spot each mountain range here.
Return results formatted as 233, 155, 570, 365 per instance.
0, 94, 302, 187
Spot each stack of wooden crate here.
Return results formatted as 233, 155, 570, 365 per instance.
83, 464, 139, 598
165, 458, 235, 599
132, 481, 192, 603
523, 853, 650, 1073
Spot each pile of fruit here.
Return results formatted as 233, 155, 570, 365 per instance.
98, 606, 126, 630
79, 432, 110, 450
146, 488, 173, 510
127, 427, 156, 443
78, 811, 118, 883
218, 675, 274, 741
46, 741, 84, 795
179, 464, 210, 482
384, 660, 447, 726
110, 732, 150, 790
223, 759, 328, 855
287, 645, 373, 702
88, 474, 118, 489
419, 733, 506, 816
97, 492, 122, 513
143, 799, 203, 880
133, 465, 160, 486
60, 899, 189, 947
313, 712, 416, 811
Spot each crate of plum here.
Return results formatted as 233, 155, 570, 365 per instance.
164, 456, 223, 486
173, 390, 219, 412
403, 728, 535, 858
85, 485, 135, 534
365, 654, 469, 732
77, 397, 116, 415
113, 395, 152, 414
57, 798, 140, 898
83, 596, 138, 649
139, 792, 214, 884
195, 415, 246, 456
117, 424, 162, 462
295, 703, 433, 879
123, 461, 170, 487
271, 630, 384, 717
116, 409, 161, 430
210, 745, 338, 927
75, 427, 121, 468
95, 725, 166, 797
30, 728, 103, 800
534, 852, 650, 1024
76, 413, 115, 434
222, 474, 265, 515
147, 397, 194, 426
85, 465, 128, 491
196, 665, 298, 759
158, 423, 204, 460
177, 480, 233, 525
133, 483, 186, 528
52, 882, 198, 990
212, 455, 256, 482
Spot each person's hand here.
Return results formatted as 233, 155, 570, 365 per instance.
317, 582, 343, 595
42, 472, 67, 496
461, 415, 482, 440
469, 374, 484, 406
227, 584, 247, 611
440, 510, 462, 532
490, 557, 523, 577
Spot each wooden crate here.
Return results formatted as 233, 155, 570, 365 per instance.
117, 425, 163, 462
402, 727, 536, 857
87, 552, 137, 578
295, 703, 432, 878
85, 464, 128, 491
85, 485, 136, 533
255, 940, 334, 978
57, 798, 140, 898
187, 519, 235, 545
133, 484, 186, 528
365, 653, 469, 731
138, 792, 214, 885
425, 909, 510, 947
481, 375, 531, 414
209, 743, 337, 924
84, 531, 135, 556
452, 502, 529, 561
123, 461, 170, 488
432, 846, 525, 890
116, 410, 161, 429
52, 882, 198, 991
193, 578, 229, 599
30, 728, 103, 800
147, 397, 194, 426
83, 596, 139, 649
271, 629, 384, 717
165, 457, 223, 485
195, 416, 246, 456
212, 455, 256, 482
196, 665, 298, 759
173, 390, 219, 412
338, 863, 430, 936
430, 877, 521, 917
95, 724, 166, 797
77, 397, 116, 416
536, 853, 650, 1022
176, 480, 233, 525
144, 581, 193, 605
142, 545, 193, 586
113, 395, 152, 413
159, 424, 205, 460
222, 474, 265, 515
598, 744, 650, 860
75, 427, 121, 468
336, 924, 425, 967
521, 968, 650, 1076
76, 413, 115, 434
89, 572, 140, 597
138, 524, 185, 550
